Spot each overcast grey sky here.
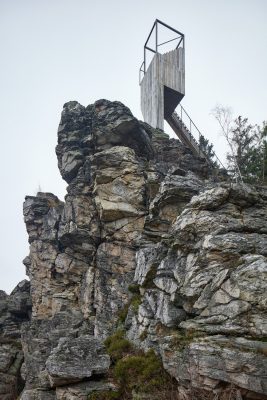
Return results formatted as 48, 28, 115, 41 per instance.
0, 0, 266, 293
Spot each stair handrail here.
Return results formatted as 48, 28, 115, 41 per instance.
173, 112, 199, 147
175, 104, 226, 170
172, 112, 201, 153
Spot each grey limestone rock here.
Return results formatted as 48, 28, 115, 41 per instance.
55, 380, 118, 400
2, 99, 266, 399
20, 389, 56, 400
160, 335, 267, 396
46, 335, 110, 387
21, 312, 91, 390
0, 281, 31, 400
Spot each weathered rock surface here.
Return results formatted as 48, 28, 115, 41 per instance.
1, 99, 266, 399
55, 381, 117, 400
129, 183, 267, 397
160, 335, 267, 398
21, 312, 91, 391
0, 281, 31, 399
46, 335, 110, 387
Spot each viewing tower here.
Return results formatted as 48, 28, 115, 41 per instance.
139, 19, 225, 168
139, 19, 185, 131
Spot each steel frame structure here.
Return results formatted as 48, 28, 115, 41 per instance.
139, 19, 185, 83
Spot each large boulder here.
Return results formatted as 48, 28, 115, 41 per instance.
46, 335, 110, 387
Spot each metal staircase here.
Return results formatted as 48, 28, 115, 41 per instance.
166, 104, 225, 169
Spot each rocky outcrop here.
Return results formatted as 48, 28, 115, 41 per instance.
0, 281, 31, 400
1, 99, 266, 399
129, 183, 267, 397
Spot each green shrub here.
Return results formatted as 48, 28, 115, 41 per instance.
128, 284, 140, 294
104, 330, 132, 361
104, 331, 178, 399
117, 286, 141, 325
117, 304, 129, 324
131, 294, 142, 313
114, 349, 172, 395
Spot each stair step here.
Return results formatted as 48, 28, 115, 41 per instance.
167, 106, 225, 170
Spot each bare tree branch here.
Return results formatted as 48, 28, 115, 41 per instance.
211, 105, 243, 183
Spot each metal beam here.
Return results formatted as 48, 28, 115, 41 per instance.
155, 19, 184, 38
158, 36, 181, 47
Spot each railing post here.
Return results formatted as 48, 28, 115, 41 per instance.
144, 46, 146, 73
172, 104, 226, 169
155, 21, 158, 53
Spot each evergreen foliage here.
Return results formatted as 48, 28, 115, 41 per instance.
199, 134, 219, 167
212, 104, 266, 183
227, 118, 267, 183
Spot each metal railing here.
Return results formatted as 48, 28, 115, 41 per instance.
139, 19, 184, 84
171, 104, 226, 169
172, 111, 203, 155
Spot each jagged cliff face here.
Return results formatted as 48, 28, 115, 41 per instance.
0, 99, 266, 399
0, 281, 31, 398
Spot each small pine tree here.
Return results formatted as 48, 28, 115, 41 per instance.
227, 118, 267, 183
199, 134, 219, 167
258, 121, 267, 182
226, 116, 258, 181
